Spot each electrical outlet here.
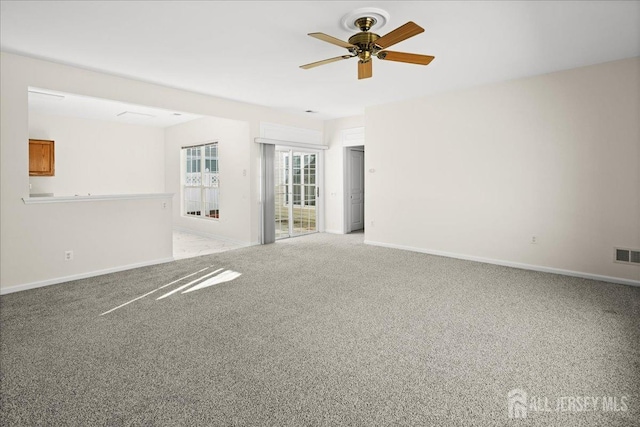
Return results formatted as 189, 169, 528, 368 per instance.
531, 236, 537, 244
370, 220, 375, 227
64, 250, 74, 261
162, 202, 167, 210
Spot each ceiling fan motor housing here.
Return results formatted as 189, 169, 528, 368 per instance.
348, 18, 381, 63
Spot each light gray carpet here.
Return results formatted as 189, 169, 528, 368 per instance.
1, 232, 639, 426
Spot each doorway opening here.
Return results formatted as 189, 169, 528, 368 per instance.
275, 148, 318, 239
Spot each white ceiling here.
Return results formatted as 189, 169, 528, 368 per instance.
28, 88, 202, 128
2, 1, 639, 120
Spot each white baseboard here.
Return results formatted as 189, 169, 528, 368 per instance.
364, 240, 640, 287
0, 257, 175, 295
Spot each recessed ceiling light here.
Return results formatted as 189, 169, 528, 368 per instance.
172, 113, 182, 116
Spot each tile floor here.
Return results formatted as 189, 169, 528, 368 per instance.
173, 230, 245, 260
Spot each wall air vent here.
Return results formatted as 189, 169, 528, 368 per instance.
615, 248, 640, 265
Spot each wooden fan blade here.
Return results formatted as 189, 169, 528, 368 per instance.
300, 55, 353, 70
378, 51, 434, 65
308, 32, 355, 49
358, 60, 372, 80
375, 21, 424, 49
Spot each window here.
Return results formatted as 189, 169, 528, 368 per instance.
283, 152, 316, 207
182, 143, 219, 219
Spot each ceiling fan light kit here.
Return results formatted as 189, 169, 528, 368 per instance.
301, 8, 435, 80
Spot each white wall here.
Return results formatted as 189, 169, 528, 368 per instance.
165, 116, 252, 244
4, 197, 174, 294
323, 116, 365, 234
365, 57, 640, 284
29, 112, 165, 196
0, 52, 322, 292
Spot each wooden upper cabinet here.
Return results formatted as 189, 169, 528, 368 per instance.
29, 139, 55, 176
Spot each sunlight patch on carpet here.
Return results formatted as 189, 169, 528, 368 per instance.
156, 268, 224, 300
183, 270, 242, 293
99, 266, 241, 316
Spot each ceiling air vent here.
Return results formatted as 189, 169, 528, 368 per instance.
615, 248, 640, 265
116, 111, 155, 119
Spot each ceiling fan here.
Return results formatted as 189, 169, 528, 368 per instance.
300, 16, 434, 79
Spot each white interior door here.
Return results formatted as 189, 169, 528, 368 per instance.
349, 148, 365, 232
275, 148, 318, 239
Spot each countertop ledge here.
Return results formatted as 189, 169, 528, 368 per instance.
22, 193, 174, 204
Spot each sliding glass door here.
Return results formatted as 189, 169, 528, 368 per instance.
275, 148, 318, 239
